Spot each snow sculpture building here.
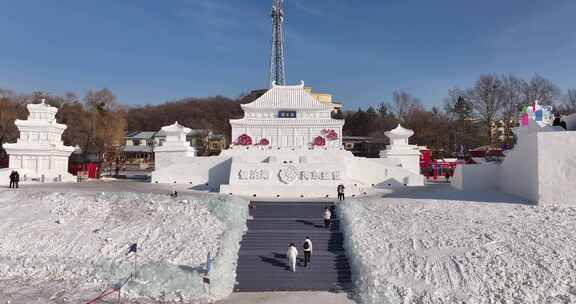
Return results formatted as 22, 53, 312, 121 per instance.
152, 82, 424, 198
154, 122, 196, 168
230, 82, 344, 150
0, 99, 76, 183
380, 125, 421, 175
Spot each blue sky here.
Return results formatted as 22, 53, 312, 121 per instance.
1, 0, 575, 110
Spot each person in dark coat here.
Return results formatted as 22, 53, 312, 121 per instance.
337, 184, 345, 201
553, 114, 568, 130
302, 236, 313, 268
13, 171, 19, 188
8, 171, 15, 188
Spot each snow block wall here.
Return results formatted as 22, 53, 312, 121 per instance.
500, 130, 540, 203
152, 156, 232, 191
452, 121, 576, 205
536, 132, 576, 205
451, 163, 500, 191
154, 145, 424, 198
348, 157, 424, 188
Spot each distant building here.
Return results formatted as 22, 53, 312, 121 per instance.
122, 131, 158, 170
206, 134, 227, 156
490, 120, 515, 148
304, 87, 342, 113
121, 129, 227, 169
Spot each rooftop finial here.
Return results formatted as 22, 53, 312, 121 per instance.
41, 98, 46, 104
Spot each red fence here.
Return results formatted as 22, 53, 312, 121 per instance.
86, 275, 131, 304
69, 163, 100, 178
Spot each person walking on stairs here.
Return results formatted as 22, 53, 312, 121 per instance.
303, 236, 313, 268
287, 243, 298, 272
323, 207, 332, 229
337, 184, 345, 201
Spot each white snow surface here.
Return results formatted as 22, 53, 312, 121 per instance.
0, 189, 249, 303
338, 185, 576, 304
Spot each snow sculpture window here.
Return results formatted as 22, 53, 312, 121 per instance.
278, 110, 297, 118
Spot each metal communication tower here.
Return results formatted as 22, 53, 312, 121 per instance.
269, 0, 286, 87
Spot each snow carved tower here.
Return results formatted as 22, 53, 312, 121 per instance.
1, 99, 75, 182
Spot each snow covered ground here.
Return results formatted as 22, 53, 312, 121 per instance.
339, 184, 576, 304
0, 188, 249, 303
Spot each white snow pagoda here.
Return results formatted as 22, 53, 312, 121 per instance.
0, 99, 76, 183
153, 82, 424, 198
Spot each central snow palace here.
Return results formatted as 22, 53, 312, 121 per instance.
153, 82, 424, 198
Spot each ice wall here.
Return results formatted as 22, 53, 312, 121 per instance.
536, 132, 576, 205
452, 121, 576, 205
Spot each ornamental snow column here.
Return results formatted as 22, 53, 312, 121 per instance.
380, 124, 421, 175
154, 121, 196, 169
2, 99, 76, 182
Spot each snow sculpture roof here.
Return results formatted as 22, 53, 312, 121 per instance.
242, 81, 333, 110
385, 124, 414, 146
161, 121, 191, 143
161, 121, 191, 134
386, 124, 414, 138
26, 98, 58, 123
155, 121, 195, 155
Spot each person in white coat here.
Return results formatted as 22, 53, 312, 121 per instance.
287, 243, 298, 272
303, 237, 313, 268
323, 207, 332, 228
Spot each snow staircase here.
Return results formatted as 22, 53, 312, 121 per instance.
234, 201, 353, 292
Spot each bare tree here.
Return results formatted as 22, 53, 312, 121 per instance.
499, 75, 523, 147
390, 90, 422, 124
443, 88, 472, 120
521, 74, 560, 107
85, 88, 118, 113
82, 89, 127, 172
466, 74, 504, 147
565, 89, 576, 114
0, 92, 29, 161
